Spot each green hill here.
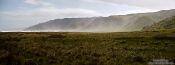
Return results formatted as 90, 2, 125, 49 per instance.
142, 16, 175, 31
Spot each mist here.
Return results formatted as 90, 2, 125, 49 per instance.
21, 9, 174, 32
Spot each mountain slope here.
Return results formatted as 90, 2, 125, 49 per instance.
142, 16, 175, 31
25, 9, 175, 32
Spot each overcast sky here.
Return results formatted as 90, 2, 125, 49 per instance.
0, 0, 175, 31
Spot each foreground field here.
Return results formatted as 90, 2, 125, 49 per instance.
0, 31, 175, 65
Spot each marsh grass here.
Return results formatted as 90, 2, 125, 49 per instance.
0, 32, 175, 65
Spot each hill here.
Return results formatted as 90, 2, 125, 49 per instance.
24, 9, 175, 32
142, 16, 175, 31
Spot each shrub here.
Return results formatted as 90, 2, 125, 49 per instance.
119, 40, 126, 44
132, 56, 145, 63
48, 34, 66, 38
153, 34, 175, 40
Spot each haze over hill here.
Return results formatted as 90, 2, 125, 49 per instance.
25, 9, 175, 32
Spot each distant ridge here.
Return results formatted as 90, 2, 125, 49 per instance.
25, 9, 175, 32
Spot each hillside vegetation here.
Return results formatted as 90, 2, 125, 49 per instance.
0, 32, 175, 65
143, 16, 175, 31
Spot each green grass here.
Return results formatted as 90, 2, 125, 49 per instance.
0, 31, 175, 65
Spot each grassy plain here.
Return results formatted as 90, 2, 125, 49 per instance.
0, 31, 175, 65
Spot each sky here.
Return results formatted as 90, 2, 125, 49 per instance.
0, 0, 175, 31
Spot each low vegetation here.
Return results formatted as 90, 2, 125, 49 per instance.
0, 31, 175, 65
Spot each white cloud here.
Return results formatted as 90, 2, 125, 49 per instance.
0, 6, 103, 31
24, 0, 52, 6
25, 0, 40, 5
0, 7, 102, 23
2, 0, 103, 23
83, 0, 175, 10
115, 9, 157, 15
